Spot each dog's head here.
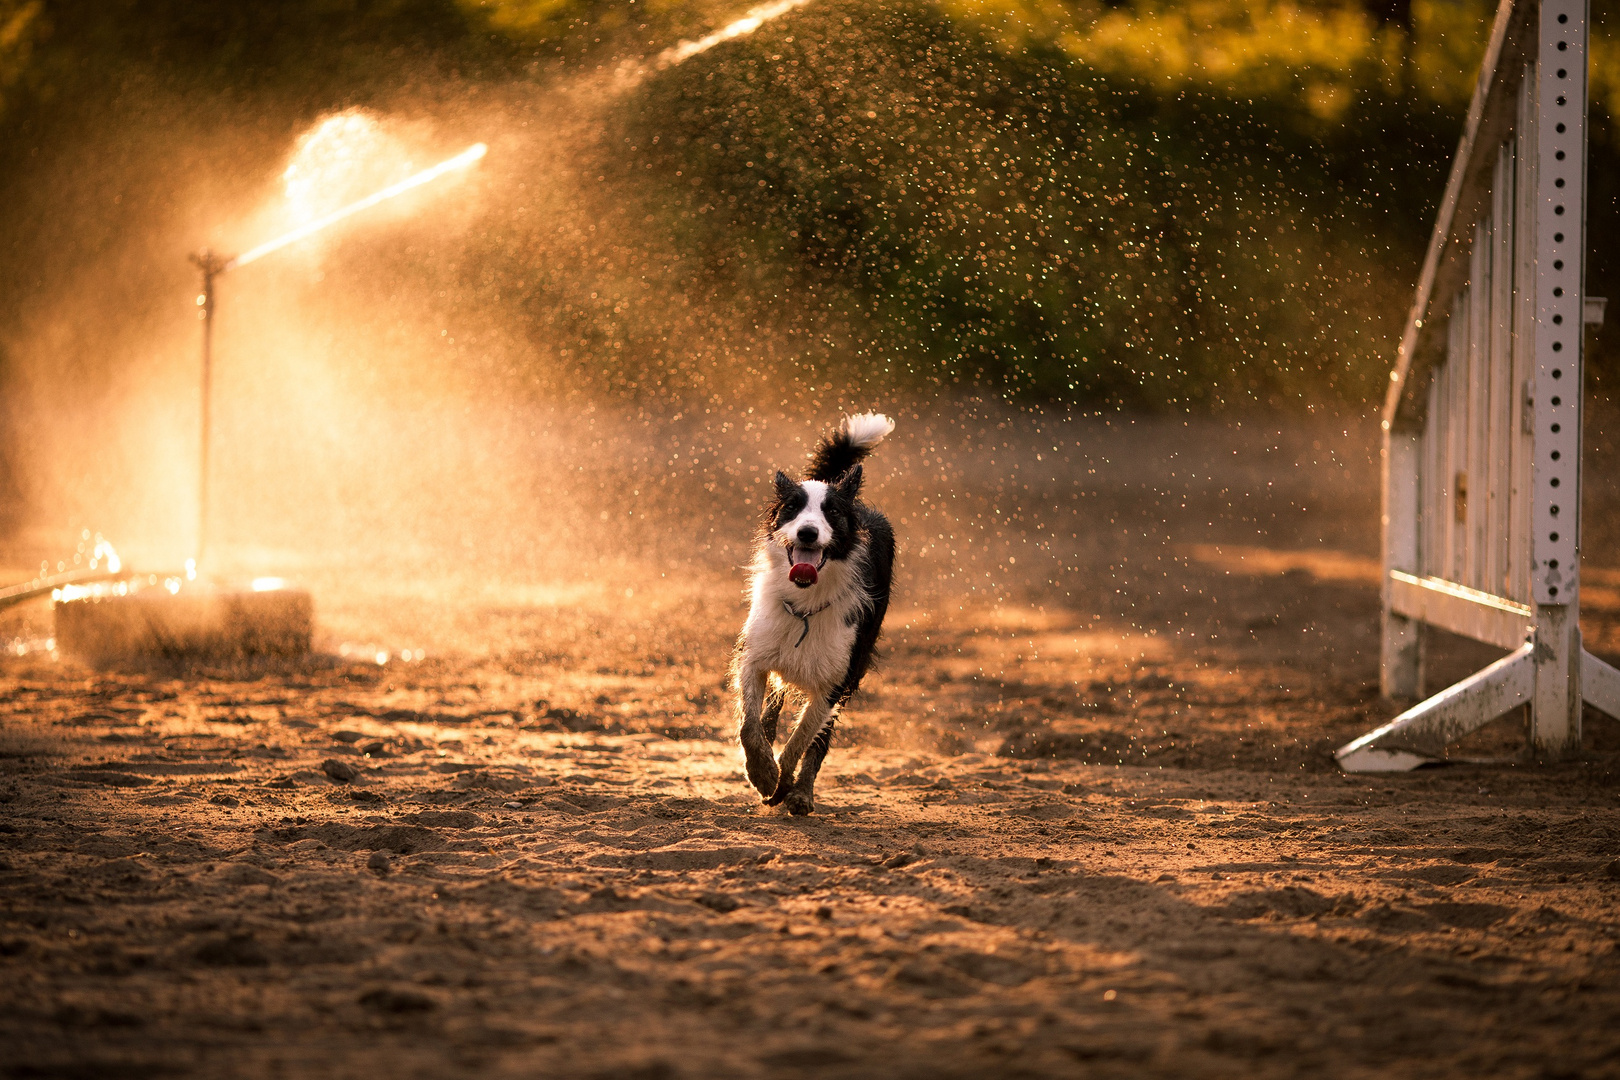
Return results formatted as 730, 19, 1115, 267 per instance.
767, 468, 863, 588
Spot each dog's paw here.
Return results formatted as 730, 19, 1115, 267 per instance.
743, 742, 779, 796
784, 790, 814, 816
764, 771, 795, 806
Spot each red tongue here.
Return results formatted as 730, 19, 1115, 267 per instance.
789, 562, 819, 587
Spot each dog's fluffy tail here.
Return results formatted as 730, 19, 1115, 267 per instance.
806, 412, 896, 482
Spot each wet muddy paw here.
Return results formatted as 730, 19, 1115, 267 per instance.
743, 742, 779, 796
784, 790, 814, 816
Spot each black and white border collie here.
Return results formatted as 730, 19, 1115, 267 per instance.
731, 412, 896, 815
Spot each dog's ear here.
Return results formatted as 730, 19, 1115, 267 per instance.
773, 471, 798, 502
833, 464, 863, 500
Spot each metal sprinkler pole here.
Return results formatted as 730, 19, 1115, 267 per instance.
182, 142, 486, 573
189, 249, 225, 570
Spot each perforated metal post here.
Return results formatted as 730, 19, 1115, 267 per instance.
1527, 0, 1587, 757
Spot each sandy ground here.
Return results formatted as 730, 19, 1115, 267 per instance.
3, 407, 1620, 1079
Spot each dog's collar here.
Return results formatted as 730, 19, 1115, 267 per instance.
781, 597, 834, 648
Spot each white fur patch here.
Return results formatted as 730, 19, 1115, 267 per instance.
777, 480, 831, 550
741, 538, 871, 696
844, 412, 895, 448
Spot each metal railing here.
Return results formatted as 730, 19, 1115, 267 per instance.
1337, 0, 1620, 771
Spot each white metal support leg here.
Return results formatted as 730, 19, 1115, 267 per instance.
1581, 649, 1620, 721
1531, 606, 1581, 758
1337, 643, 1536, 772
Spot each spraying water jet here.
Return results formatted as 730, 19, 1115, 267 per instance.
612, 0, 816, 90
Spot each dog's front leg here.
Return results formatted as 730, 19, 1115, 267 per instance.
782, 703, 837, 816
766, 695, 833, 806
735, 656, 779, 796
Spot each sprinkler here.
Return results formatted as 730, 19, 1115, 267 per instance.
47, 139, 489, 666
35, 0, 803, 664
190, 141, 488, 565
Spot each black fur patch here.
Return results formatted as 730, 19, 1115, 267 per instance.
819, 480, 861, 563
829, 502, 894, 704
767, 472, 808, 533
761, 470, 865, 565
807, 428, 881, 483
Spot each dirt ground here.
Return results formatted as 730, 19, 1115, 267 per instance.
3, 406, 1620, 1079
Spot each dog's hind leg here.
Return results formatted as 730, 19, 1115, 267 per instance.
765, 695, 833, 806
782, 707, 837, 816
735, 657, 779, 796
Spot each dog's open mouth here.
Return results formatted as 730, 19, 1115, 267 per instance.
787, 544, 826, 588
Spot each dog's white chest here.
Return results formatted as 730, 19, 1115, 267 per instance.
747, 595, 858, 694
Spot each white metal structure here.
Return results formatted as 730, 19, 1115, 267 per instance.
1337, 0, 1620, 771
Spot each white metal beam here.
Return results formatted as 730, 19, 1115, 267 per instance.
1351, 0, 1592, 772
1386, 571, 1532, 652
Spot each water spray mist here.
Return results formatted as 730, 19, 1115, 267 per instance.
189, 142, 488, 567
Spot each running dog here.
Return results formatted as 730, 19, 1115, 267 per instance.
731, 412, 896, 815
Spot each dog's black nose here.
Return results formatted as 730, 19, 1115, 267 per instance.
796, 525, 819, 545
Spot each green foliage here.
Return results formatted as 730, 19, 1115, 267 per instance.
586, 0, 1460, 406
0, 0, 502, 116
944, 0, 1497, 113
0, 0, 42, 119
